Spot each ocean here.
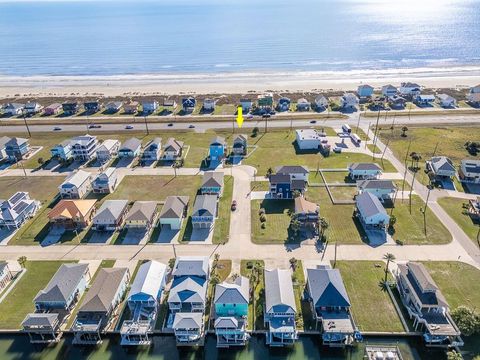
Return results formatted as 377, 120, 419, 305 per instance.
0, 0, 479, 77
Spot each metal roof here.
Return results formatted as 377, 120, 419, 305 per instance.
264, 269, 296, 314
214, 276, 249, 305
307, 267, 350, 308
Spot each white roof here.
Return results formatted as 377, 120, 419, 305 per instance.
296, 129, 321, 141
97, 139, 119, 152
128, 261, 167, 301
61, 170, 91, 188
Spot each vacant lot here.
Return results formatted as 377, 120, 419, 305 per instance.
251, 199, 294, 244
422, 261, 480, 310
0, 261, 67, 329
212, 176, 233, 244
0, 176, 63, 203
240, 260, 265, 331
437, 197, 479, 244
336, 261, 404, 332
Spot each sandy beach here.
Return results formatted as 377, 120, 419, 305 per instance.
1, 66, 480, 98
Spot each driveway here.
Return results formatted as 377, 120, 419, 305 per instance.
40, 227, 65, 247
121, 228, 150, 245
189, 226, 214, 244
155, 225, 181, 244
87, 231, 116, 245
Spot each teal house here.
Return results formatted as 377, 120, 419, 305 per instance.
214, 276, 250, 347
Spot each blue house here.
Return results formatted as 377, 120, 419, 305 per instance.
209, 136, 227, 163
142, 100, 159, 114
182, 97, 196, 112
83, 100, 100, 113
50, 140, 73, 161
5, 137, 30, 162
277, 97, 291, 112
357, 84, 374, 98
269, 166, 309, 199
34, 263, 90, 312
214, 276, 250, 347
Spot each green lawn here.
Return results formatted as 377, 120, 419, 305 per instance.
336, 261, 405, 332
291, 260, 316, 331
240, 260, 265, 330
437, 197, 479, 244
328, 186, 357, 201
0, 176, 63, 203
250, 180, 270, 191
251, 199, 294, 244
389, 195, 452, 245
216, 260, 232, 282
212, 176, 233, 244
0, 261, 68, 329
422, 261, 480, 310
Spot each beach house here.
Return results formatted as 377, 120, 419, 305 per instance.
232, 134, 247, 156
124, 101, 139, 114
356, 179, 397, 201
277, 97, 291, 112
124, 201, 158, 230
469, 84, 480, 94
264, 269, 297, 346
340, 93, 359, 109
71, 134, 98, 161
25, 102, 43, 115
388, 95, 406, 108
294, 196, 319, 230
296, 98, 311, 111
348, 163, 382, 180
168, 257, 209, 345
163, 99, 176, 108
214, 276, 250, 347
163, 138, 184, 161
396, 262, 463, 348
459, 159, 480, 184
357, 84, 374, 98
355, 192, 389, 231
120, 261, 167, 346
306, 265, 357, 347
4, 103, 24, 116
142, 99, 159, 114
257, 93, 274, 110
192, 195, 217, 229
119, 138, 142, 158
48, 199, 97, 230
0, 192, 40, 230
62, 101, 80, 115
95, 139, 120, 163
200, 171, 224, 197
203, 98, 216, 111
83, 100, 101, 113
92, 167, 118, 194
0, 262, 12, 292
0, 136, 8, 160
59, 170, 92, 199
467, 92, 480, 107
72, 267, 129, 345
295, 129, 321, 150
436, 94, 457, 108
44, 103, 62, 116
209, 136, 227, 163
314, 95, 329, 110
51, 140, 73, 162
467, 198, 480, 220
399, 82, 421, 97
158, 196, 189, 230
5, 137, 30, 162
92, 199, 129, 231
414, 94, 436, 106
426, 156, 456, 179
142, 138, 162, 161
182, 97, 196, 113
105, 101, 123, 113
381, 84, 398, 98
22, 314, 62, 344
269, 166, 309, 199
239, 99, 253, 113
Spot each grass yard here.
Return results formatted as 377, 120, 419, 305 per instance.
328, 186, 357, 201
212, 176, 233, 244
240, 260, 265, 331
336, 261, 405, 332
0, 176, 63, 203
316, 171, 352, 184
389, 195, 452, 245
250, 180, 270, 191
291, 260, 316, 331
437, 197, 479, 244
0, 261, 68, 329
215, 260, 232, 282
251, 199, 294, 244
421, 261, 480, 310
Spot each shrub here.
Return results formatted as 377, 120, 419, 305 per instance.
261, 223, 266, 229
451, 306, 480, 336
259, 208, 266, 215
259, 214, 267, 223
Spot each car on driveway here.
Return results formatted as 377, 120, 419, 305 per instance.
125, 125, 133, 129
231, 200, 237, 211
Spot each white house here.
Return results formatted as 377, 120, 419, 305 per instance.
0, 262, 12, 292
203, 98, 216, 111
92, 167, 118, 194
357, 179, 397, 201
0, 192, 40, 230
275, 165, 309, 182
436, 94, 457, 108
142, 100, 159, 113
3, 103, 24, 116
399, 82, 421, 96
314, 95, 329, 110
381, 84, 398, 98
163, 138, 184, 161
25, 102, 43, 115
71, 135, 98, 161
296, 98, 311, 111
355, 192, 390, 230
59, 170, 92, 199
295, 129, 321, 150
467, 92, 480, 106
459, 159, 480, 184
340, 93, 359, 109
96, 139, 120, 163
348, 163, 383, 180
426, 156, 456, 178
158, 196, 189, 230
0, 136, 11, 160
357, 84, 374, 98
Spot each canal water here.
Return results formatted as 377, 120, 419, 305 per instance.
0, 334, 449, 360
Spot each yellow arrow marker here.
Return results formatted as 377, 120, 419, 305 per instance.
236, 106, 244, 128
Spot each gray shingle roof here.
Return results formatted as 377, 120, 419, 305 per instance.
307, 267, 350, 308
430, 156, 456, 173
275, 165, 309, 175
172, 256, 209, 277
357, 179, 396, 190
93, 200, 129, 223
215, 317, 238, 329
356, 192, 388, 218
192, 195, 217, 218
120, 138, 142, 152
159, 196, 189, 219
214, 276, 249, 305
61, 170, 91, 189
264, 269, 296, 314
22, 313, 59, 328
125, 201, 157, 222
79, 268, 128, 313
201, 172, 224, 188
269, 173, 290, 184
34, 263, 89, 304
172, 312, 203, 329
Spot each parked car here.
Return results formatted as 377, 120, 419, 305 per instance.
333, 147, 342, 153
125, 125, 133, 129
89, 124, 101, 129
231, 200, 237, 211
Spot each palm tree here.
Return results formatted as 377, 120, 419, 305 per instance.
388, 214, 397, 231
289, 218, 301, 239
210, 273, 221, 287
289, 257, 298, 271
17, 256, 27, 268
266, 167, 273, 178
319, 217, 329, 241
401, 126, 408, 137
249, 262, 263, 330
383, 253, 396, 282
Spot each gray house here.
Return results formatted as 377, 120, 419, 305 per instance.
22, 313, 62, 344
92, 200, 129, 231
119, 138, 142, 158
294, 196, 319, 229
200, 171, 224, 197
92, 167, 118, 194
72, 267, 129, 345
142, 138, 162, 161
356, 179, 396, 201
125, 201, 158, 230
348, 163, 383, 180
232, 134, 248, 156
159, 196, 189, 230
59, 170, 92, 199
355, 192, 390, 231
426, 156, 456, 179
192, 195, 217, 229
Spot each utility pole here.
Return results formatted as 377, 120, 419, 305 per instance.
391, 114, 396, 135
365, 122, 371, 150
356, 111, 361, 133
380, 138, 390, 168
371, 109, 381, 159
423, 184, 432, 236
401, 140, 412, 197
333, 242, 338, 268
22, 110, 31, 138
144, 115, 149, 135
390, 186, 399, 215
409, 168, 417, 214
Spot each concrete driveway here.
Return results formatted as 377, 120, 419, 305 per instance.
155, 225, 181, 244
87, 231, 116, 245
121, 228, 150, 245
